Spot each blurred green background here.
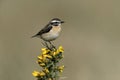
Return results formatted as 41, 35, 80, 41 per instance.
0, 0, 120, 80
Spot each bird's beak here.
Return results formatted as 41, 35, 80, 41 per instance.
61, 21, 65, 23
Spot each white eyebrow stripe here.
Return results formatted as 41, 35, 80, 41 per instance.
51, 20, 60, 23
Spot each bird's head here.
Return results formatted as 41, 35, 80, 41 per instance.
50, 18, 64, 26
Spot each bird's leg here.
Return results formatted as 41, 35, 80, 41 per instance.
41, 41, 51, 50
49, 41, 56, 50
41, 41, 56, 50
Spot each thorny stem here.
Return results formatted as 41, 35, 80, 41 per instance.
32, 43, 64, 80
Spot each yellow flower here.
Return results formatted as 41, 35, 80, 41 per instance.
38, 56, 43, 60
53, 46, 64, 56
58, 65, 64, 72
58, 46, 64, 53
43, 68, 49, 73
41, 48, 50, 55
43, 54, 52, 59
41, 48, 46, 52
39, 63, 45, 67
52, 51, 58, 56
38, 60, 42, 63
39, 71, 45, 76
38, 55, 46, 61
32, 71, 45, 77
50, 46, 64, 58
32, 71, 40, 77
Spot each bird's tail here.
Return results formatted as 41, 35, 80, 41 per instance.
31, 34, 37, 38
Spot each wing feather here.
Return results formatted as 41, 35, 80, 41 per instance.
32, 24, 52, 38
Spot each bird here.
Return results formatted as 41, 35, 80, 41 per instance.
32, 18, 64, 48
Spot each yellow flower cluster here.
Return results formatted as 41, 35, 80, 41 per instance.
37, 46, 64, 67
32, 46, 64, 80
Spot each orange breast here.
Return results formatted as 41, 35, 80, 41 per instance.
51, 26, 61, 33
